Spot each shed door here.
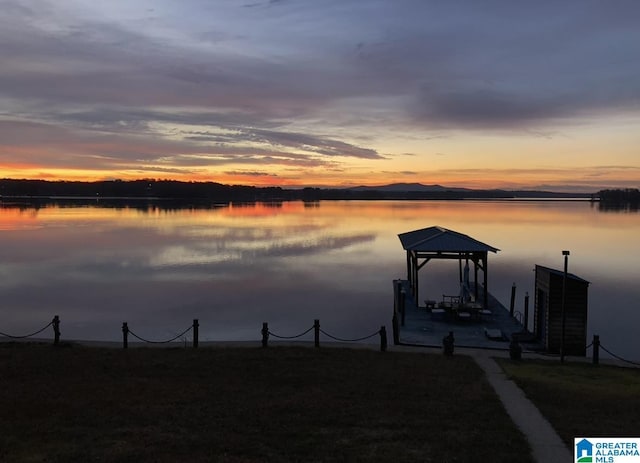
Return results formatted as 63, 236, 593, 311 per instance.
537, 289, 547, 346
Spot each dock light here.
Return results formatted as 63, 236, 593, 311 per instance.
560, 250, 570, 362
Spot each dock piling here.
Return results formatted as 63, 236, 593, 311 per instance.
510, 283, 516, 317
523, 292, 529, 331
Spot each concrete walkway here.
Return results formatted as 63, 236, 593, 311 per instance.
471, 351, 571, 463
390, 344, 573, 462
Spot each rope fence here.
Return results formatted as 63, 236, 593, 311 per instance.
0, 316, 60, 345
515, 333, 639, 367
599, 344, 640, 367
0, 320, 53, 339
127, 326, 194, 344
2, 317, 638, 364
262, 320, 387, 351
122, 320, 199, 349
319, 328, 381, 343
267, 325, 315, 340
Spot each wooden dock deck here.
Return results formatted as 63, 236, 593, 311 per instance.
393, 280, 542, 351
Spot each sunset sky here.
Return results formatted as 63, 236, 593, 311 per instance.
1, 1, 639, 192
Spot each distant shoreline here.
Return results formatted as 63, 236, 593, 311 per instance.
0, 178, 599, 202
0, 195, 596, 201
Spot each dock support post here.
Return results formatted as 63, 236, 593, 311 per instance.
510, 283, 516, 317
122, 322, 129, 349
314, 319, 320, 348
592, 334, 600, 365
523, 292, 529, 331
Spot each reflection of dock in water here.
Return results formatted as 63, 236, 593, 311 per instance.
392, 279, 540, 350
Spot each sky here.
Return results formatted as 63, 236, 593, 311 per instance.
1, 0, 639, 192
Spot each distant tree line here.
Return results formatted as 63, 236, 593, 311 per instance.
0, 178, 594, 203
0, 179, 284, 202
598, 188, 639, 211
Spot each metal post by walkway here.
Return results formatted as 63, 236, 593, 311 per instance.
52, 315, 60, 346
379, 326, 387, 352
523, 292, 529, 331
193, 319, 199, 348
592, 334, 600, 365
400, 289, 405, 326
122, 322, 129, 349
314, 319, 320, 348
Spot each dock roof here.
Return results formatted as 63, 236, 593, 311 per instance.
398, 226, 499, 253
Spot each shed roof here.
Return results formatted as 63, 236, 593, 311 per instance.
398, 226, 499, 253
536, 265, 590, 285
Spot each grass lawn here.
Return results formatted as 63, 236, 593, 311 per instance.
0, 343, 533, 463
497, 358, 640, 447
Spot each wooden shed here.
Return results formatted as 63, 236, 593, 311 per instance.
534, 265, 589, 356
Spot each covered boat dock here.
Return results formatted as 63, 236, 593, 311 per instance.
394, 226, 539, 350
398, 226, 499, 310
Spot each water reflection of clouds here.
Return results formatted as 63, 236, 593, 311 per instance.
148, 231, 376, 269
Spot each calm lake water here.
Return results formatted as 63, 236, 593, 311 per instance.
1, 200, 638, 360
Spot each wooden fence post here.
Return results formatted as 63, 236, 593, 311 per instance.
52, 315, 60, 346
262, 322, 269, 348
443, 331, 454, 355
592, 334, 600, 365
314, 319, 320, 348
380, 326, 387, 352
193, 319, 199, 348
122, 322, 129, 349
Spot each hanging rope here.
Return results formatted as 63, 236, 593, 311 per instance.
267, 325, 314, 340
0, 321, 53, 339
600, 344, 640, 367
319, 328, 380, 343
127, 325, 193, 344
